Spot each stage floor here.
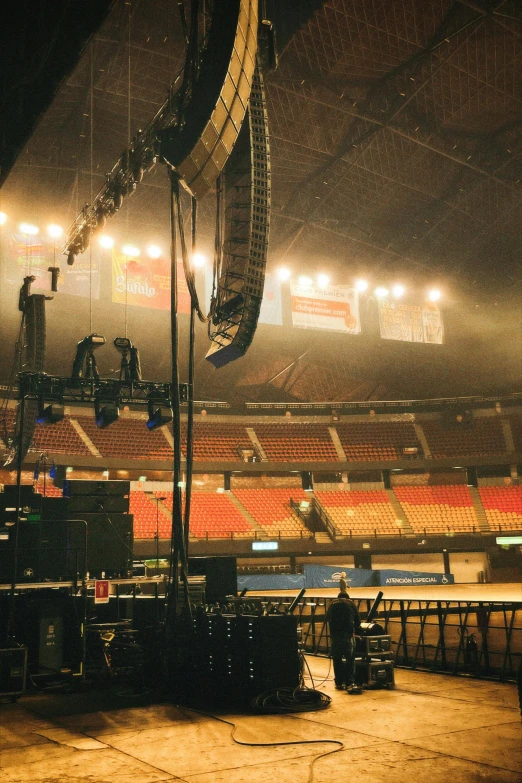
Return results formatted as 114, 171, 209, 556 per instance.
246, 582, 522, 603
1, 658, 520, 783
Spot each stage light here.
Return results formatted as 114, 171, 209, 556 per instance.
49, 462, 57, 479
355, 279, 368, 292
19, 222, 39, 235
147, 395, 173, 430
392, 284, 405, 298
36, 404, 65, 425
122, 243, 140, 257
317, 273, 330, 287
0, 212, 7, 225
147, 244, 162, 259
47, 224, 63, 239
428, 289, 441, 302
95, 401, 119, 429
191, 252, 206, 267
277, 267, 291, 282
298, 275, 313, 286
99, 235, 114, 249
374, 286, 389, 298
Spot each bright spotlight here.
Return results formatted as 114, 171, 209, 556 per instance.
317, 273, 330, 288
147, 244, 162, 259
0, 212, 7, 226
192, 252, 206, 268
374, 286, 389, 298
392, 284, 405, 298
47, 224, 63, 239
122, 244, 140, 257
277, 267, 291, 282
298, 275, 313, 286
19, 222, 39, 236
355, 279, 368, 293
99, 235, 114, 249
428, 289, 441, 302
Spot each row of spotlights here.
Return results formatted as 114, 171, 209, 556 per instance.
277, 268, 441, 301
1, 215, 442, 301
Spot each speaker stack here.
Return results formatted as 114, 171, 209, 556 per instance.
63, 480, 133, 578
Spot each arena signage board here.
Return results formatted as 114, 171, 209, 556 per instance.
252, 541, 279, 550
237, 574, 305, 591
377, 298, 444, 344
303, 565, 376, 588
377, 569, 454, 586
112, 251, 190, 312
290, 283, 360, 334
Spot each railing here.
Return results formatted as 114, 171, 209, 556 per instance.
268, 594, 522, 682
310, 497, 338, 540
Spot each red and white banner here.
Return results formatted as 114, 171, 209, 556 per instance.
290, 283, 360, 333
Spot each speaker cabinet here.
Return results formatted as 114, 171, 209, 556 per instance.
188, 556, 237, 603
69, 513, 133, 578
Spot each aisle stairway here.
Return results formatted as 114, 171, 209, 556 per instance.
468, 486, 490, 532
386, 489, 415, 536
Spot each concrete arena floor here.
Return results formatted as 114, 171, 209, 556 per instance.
1, 659, 520, 783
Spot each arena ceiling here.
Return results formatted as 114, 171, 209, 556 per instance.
1, 0, 522, 404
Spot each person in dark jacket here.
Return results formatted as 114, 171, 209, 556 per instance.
326, 591, 362, 693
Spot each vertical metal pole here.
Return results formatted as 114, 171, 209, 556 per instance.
7, 392, 26, 642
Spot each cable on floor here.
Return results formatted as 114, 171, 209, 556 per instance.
176, 702, 345, 783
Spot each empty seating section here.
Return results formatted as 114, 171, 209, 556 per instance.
28, 415, 92, 456
77, 416, 172, 460
315, 491, 400, 536
180, 423, 252, 461
154, 491, 254, 539
35, 481, 63, 497
253, 425, 338, 462
479, 486, 522, 531
394, 486, 478, 534
422, 419, 505, 458
233, 489, 309, 537
335, 422, 420, 461
130, 491, 171, 539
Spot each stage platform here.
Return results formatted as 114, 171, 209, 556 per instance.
245, 582, 522, 603
1, 658, 520, 783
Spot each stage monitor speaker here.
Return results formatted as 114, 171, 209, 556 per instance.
188, 556, 237, 603
1, 485, 40, 510
63, 480, 130, 497
69, 513, 133, 578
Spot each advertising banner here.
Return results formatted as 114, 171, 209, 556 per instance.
291, 283, 360, 333
377, 569, 454, 586
7, 234, 100, 298
303, 565, 377, 589
112, 251, 190, 313
236, 574, 305, 592
378, 299, 444, 344
258, 273, 283, 326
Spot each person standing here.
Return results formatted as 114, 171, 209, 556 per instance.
326, 591, 362, 693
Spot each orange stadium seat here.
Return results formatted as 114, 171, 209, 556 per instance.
335, 422, 421, 461
252, 425, 338, 462
422, 419, 506, 459
315, 490, 402, 537
233, 488, 310, 537
393, 485, 479, 534
479, 486, 522, 532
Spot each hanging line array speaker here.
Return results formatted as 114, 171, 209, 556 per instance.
160, 0, 259, 199
206, 60, 270, 368
4, 294, 46, 470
